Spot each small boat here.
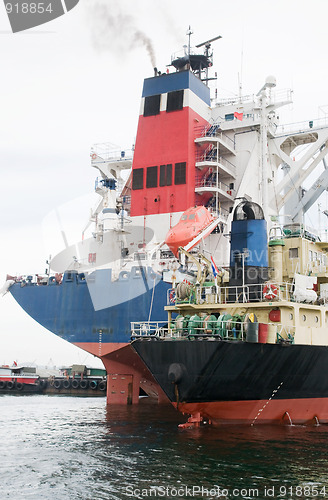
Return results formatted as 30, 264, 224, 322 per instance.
0, 364, 44, 393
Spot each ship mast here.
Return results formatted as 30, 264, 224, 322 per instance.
257, 76, 277, 221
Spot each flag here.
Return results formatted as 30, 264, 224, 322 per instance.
234, 111, 243, 121
211, 256, 219, 277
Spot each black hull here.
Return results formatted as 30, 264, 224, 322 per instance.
132, 339, 328, 424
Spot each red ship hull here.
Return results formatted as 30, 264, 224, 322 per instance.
174, 398, 328, 425
75, 341, 169, 404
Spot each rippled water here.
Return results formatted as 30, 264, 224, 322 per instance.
1, 395, 328, 499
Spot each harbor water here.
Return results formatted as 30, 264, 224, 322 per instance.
1, 395, 328, 500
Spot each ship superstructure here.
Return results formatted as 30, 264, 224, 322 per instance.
5, 30, 328, 405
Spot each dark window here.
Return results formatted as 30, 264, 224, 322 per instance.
132, 168, 143, 190
225, 113, 234, 121
160, 164, 172, 186
289, 248, 299, 259
166, 90, 184, 112
144, 95, 161, 117
175, 162, 186, 185
146, 166, 158, 188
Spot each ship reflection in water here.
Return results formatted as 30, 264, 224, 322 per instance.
0, 396, 327, 499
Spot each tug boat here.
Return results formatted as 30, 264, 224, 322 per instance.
131, 201, 328, 425
0, 364, 43, 393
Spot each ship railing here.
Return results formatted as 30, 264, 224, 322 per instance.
206, 206, 229, 222
195, 152, 237, 172
130, 321, 169, 339
131, 320, 295, 344
195, 124, 235, 147
282, 223, 319, 242
10, 274, 64, 286
91, 143, 134, 162
215, 94, 256, 107
194, 177, 235, 196
171, 46, 213, 62
168, 281, 313, 306
276, 115, 328, 136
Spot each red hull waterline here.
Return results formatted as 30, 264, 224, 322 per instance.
174, 399, 328, 426
74, 342, 169, 405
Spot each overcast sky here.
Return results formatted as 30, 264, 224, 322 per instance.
0, 0, 328, 367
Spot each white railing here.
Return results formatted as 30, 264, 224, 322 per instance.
131, 319, 296, 344
91, 143, 134, 163
195, 124, 235, 148
195, 177, 234, 193
131, 321, 168, 338
276, 116, 328, 136
166, 281, 312, 306
195, 153, 237, 175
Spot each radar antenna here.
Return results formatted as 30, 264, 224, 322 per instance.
195, 34, 222, 48
195, 34, 222, 84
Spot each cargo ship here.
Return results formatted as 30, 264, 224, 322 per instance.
132, 200, 328, 425
5, 29, 328, 404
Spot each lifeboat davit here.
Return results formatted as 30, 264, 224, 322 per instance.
165, 206, 215, 257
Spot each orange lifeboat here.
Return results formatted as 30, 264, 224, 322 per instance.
165, 206, 215, 257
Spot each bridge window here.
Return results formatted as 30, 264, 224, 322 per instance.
160, 164, 172, 186
132, 168, 144, 190
289, 247, 299, 258
175, 162, 186, 185
166, 90, 184, 112
146, 166, 158, 188
144, 94, 161, 117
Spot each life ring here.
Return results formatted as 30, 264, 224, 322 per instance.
91, 153, 97, 160
169, 289, 176, 304
263, 283, 278, 301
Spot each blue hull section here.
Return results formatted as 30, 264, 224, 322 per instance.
10, 271, 171, 345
